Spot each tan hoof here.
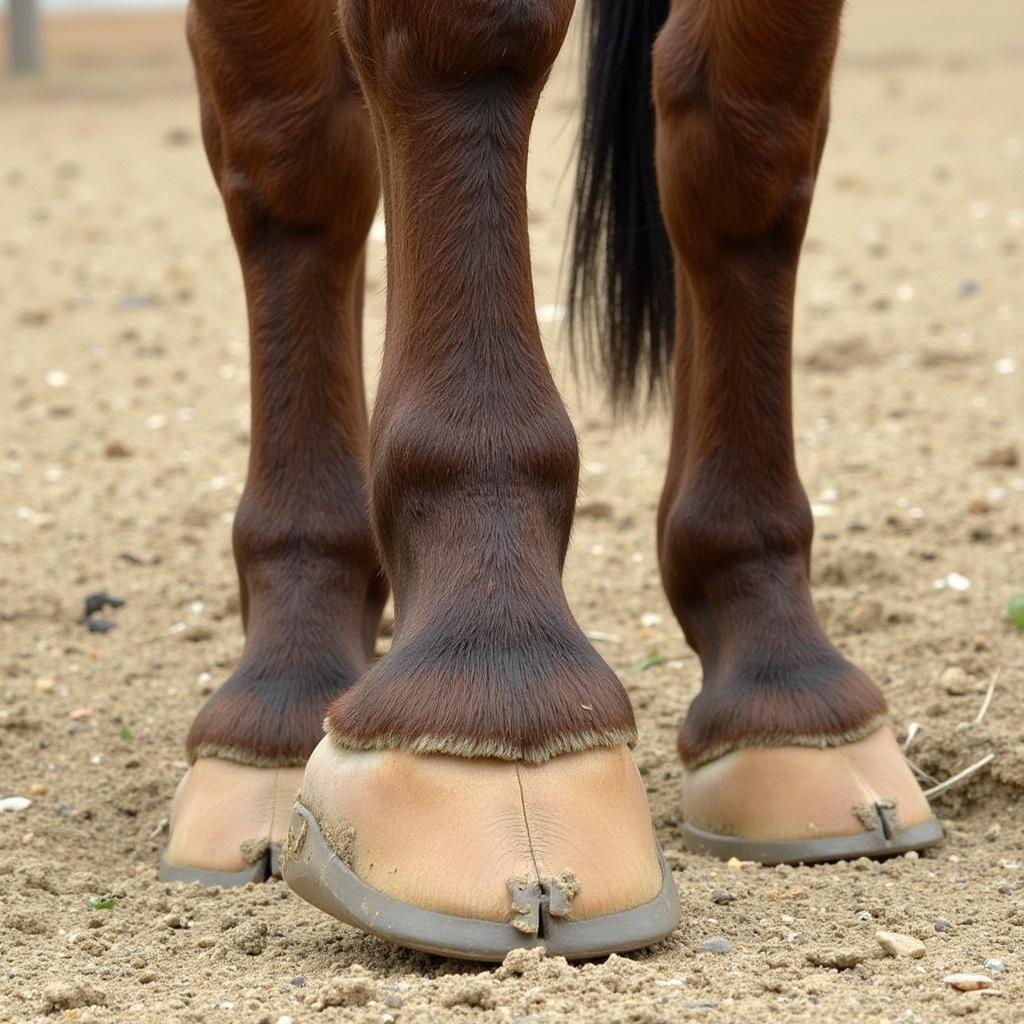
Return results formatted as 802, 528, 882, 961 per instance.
163, 758, 304, 876
285, 739, 679, 958
681, 727, 942, 864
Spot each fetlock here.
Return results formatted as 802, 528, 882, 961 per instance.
661, 489, 888, 769
186, 499, 387, 768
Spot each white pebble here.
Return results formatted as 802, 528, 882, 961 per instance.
876, 930, 926, 959
0, 796, 32, 812
933, 572, 971, 592
45, 369, 69, 388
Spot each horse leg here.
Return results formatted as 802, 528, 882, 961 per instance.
652, 0, 939, 859
281, 0, 676, 957
164, 0, 386, 875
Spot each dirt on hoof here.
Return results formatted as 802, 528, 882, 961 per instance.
305, 808, 356, 867
851, 799, 900, 832
281, 816, 308, 869
238, 837, 270, 866
553, 868, 582, 902
1, 2, 1022, 1022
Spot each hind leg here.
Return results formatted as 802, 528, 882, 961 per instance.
164, 0, 386, 876
652, 0, 939, 860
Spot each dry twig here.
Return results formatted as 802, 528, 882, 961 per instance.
923, 753, 996, 800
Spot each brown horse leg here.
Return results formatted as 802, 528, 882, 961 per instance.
653, 0, 935, 851
166, 0, 386, 873
286, 0, 668, 941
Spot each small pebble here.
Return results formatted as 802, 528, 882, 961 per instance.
726, 857, 754, 870
84, 591, 125, 617
934, 918, 952, 932
940, 666, 970, 695
876, 930, 926, 959
983, 959, 1006, 975
0, 796, 32, 812
83, 618, 116, 634
944, 973, 993, 991
699, 938, 732, 955
710, 889, 736, 905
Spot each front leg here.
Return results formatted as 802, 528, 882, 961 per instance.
162, 0, 386, 881
652, 0, 940, 861
280, 0, 679, 959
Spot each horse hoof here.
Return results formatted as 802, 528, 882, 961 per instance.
281, 739, 680, 960
159, 758, 305, 885
680, 726, 943, 864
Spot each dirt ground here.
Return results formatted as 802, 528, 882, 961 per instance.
1, 3, 1022, 1022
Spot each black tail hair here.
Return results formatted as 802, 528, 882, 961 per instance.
568, 0, 674, 413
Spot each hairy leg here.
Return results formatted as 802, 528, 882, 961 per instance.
167, 0, 385, 872
653, 0, 934, 850
283, 0, 671, 945
324, 0, 634, 763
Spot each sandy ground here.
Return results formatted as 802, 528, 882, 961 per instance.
2, 3, 1023, 1022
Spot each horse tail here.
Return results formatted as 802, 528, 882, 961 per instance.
568, 0, 674, 412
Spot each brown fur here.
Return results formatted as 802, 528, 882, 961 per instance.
183, 0, 387, 767
651, 0, 888, 766
182, 0, 892, 774
322, 0, 636, 761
